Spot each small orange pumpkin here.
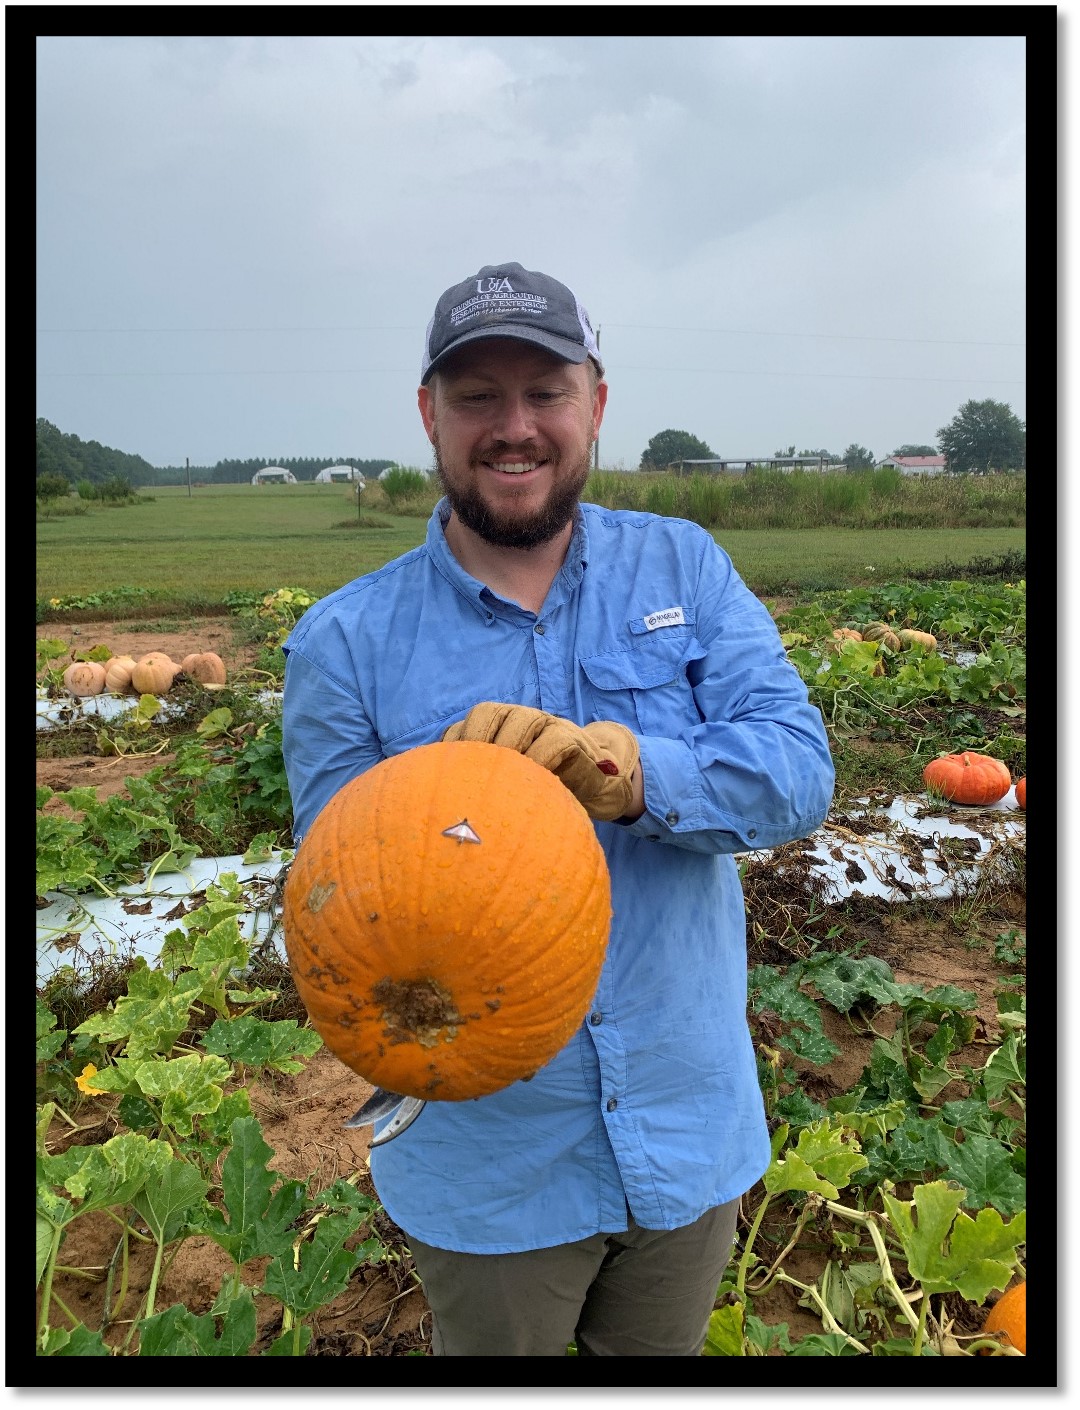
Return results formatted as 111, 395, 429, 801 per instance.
103, 655, 138, 693
980, 1281, 1025, 1354
831, 628, 863, 642
130, 655, 177, 695
1014, 777, 1026, 810
62, 661, 107, 697
180, 651, 227, 685
282, 740, 612, 1102
923, 751, 1011, 805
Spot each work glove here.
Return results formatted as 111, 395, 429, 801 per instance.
443, 702, 640, 822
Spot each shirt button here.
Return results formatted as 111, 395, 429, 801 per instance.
534, 623, 546, 635
589, 1011, 602, 1026
606, 1098, 618, 1112
748, 829, 757, 839
665, 810, 679, 825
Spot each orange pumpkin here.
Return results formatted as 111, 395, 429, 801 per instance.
922, 751, 1011, 805
1014, 777, 1025, 810
980, 1281, 1025, 1354
180, 651, 227, 685
282, 740, 612, 1101
831, 628, 863, 642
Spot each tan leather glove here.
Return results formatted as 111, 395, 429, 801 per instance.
443, 702, 640, 822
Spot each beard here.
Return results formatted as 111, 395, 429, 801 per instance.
432, 438, 593, 549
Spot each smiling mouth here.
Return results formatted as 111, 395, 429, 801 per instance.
485, 460, 543, 475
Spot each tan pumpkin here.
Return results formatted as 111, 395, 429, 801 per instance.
130, 654, 177, 695
103, 655, 138, 693
830, 628, 863, 642
861, 622, 901, 652
63, 661, 107, 697
282, 740, 612, 1102
923, 751, 1011, 805
897, 628, 938, 652
1014, 777, 1025, 810
180, 651, 227, 685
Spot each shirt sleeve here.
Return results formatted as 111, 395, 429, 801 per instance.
618, 536, 835, 854
281, 640, 384, 842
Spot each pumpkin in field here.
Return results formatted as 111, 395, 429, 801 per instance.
103, 655, 138, 694
131, 654, 178, 695
180, 651, 227, 685
923, 751, 1011, 805
1014, 777, 1026, 810
897, 628, 938, 652
831, 628, 863, 642
282, 740, 612, 1102
62, 661, 107, 697
980, 1281, 1025, 1354
861, 622, 902, 652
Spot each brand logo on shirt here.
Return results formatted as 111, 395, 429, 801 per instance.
477, 277, 514, 294
643, 606, 686, 631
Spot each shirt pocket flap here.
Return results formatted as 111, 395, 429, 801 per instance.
579, 636, 702, 692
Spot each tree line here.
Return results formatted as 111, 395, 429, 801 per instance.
35, 420, 394, 489
639, 399, 1026, 474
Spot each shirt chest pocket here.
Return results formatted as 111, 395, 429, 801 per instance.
576, 635, 706, 735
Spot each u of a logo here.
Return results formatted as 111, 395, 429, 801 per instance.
477, 277, 514, 294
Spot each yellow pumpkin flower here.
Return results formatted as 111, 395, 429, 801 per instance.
75, 1063, 107, 1096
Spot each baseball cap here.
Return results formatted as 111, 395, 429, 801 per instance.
420, 261, 603, 384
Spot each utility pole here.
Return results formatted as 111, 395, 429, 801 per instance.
186, 457, 191, 498
593, 327, 601, 472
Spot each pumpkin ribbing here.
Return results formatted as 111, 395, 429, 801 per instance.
282, 740, 612, 1102
922, 751, 1011, 805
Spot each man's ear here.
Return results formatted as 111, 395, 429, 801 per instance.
592, 379, 608, 439
418, 383, 436, 443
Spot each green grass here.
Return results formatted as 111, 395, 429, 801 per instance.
37, 480, 1025, 605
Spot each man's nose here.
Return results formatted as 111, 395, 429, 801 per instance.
491, 394, 538, 444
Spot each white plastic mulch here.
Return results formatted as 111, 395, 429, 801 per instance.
36, 797, 1025, 988
36, 686, 1024, 984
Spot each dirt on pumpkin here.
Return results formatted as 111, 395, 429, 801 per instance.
36, 617, 1025, 1356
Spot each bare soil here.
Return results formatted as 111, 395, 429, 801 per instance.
36, 618, 1025, 1356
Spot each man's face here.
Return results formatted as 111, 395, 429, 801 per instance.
418, 339, 606, 549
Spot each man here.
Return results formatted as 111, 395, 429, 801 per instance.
281, 261, 835, 1356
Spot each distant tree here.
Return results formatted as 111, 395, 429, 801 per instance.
891, 443, 937, 457
841, 443, 875, 470
936, 399, 1025, 473
640, 429, 716, 471
774, 444, 796, 458
36, 471, 72, 499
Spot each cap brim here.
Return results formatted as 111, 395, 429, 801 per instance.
421, 326, 595, 384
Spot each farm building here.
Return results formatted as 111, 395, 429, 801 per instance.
315, 465, 365, 484
251, 466, 298, 485
876, 455, 947, 476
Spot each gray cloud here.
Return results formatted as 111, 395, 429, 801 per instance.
36, 33, 1027, 470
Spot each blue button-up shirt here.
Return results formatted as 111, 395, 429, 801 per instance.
282, 499, 834, 1253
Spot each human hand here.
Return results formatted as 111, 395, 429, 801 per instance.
442, 702, 640, 822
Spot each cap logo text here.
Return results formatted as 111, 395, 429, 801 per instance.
477, 277, 514, 294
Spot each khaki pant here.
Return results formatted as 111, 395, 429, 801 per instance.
406, 1198, 740, 1356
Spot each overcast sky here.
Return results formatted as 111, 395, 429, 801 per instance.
36, 30, 1028, 472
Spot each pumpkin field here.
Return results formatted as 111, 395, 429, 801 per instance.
35, 479, 1031, 1366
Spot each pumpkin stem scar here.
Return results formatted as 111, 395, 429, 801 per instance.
373, 976, 465, 1048
441, 819, 482, 844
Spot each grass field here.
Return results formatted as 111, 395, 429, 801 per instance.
36, 480, 1026, 605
